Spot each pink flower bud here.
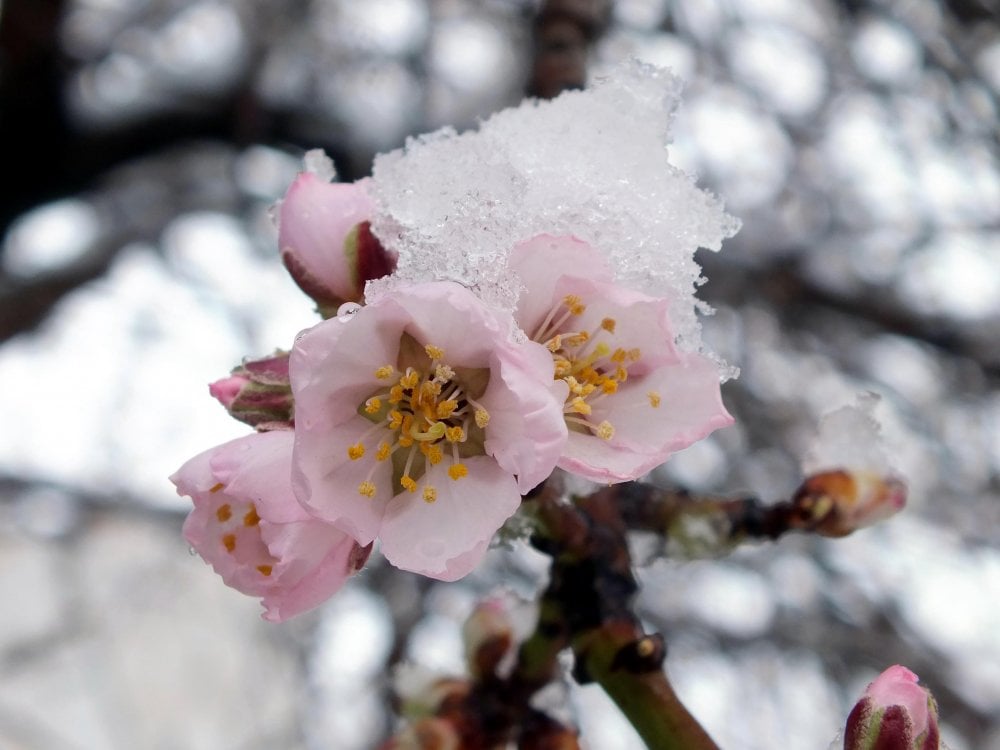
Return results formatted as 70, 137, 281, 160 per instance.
278, 172, 395, 313
211, 353, 294, 431
791, 470, 906, 538
844, 665, 940, 750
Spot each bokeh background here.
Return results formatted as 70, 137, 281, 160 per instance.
1, 0, 998, 748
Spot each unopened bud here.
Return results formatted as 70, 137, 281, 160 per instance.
844, 665, 940, 750
462, 597, 515, 679
791, 470, 906, 538
209, 352, 293, 430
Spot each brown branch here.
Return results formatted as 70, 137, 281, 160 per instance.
527, 0, 612, 99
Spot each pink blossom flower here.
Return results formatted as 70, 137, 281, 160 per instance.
844, 665, 940, 750
507, 234, 733, 483
278, 172, 395, 309
290, 281, 567, 580
171, 431, 368, 622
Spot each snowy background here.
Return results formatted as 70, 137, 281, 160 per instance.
1, 0, 998, 748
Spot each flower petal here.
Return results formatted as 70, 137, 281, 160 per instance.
509, 235, 613, 333
378, 456, 519, 580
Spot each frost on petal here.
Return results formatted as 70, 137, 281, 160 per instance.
172, 431, 358, 621
379, 457, 519, 580
369, 59, 739, 356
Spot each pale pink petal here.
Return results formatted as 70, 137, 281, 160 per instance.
551, 276, 679, 370
292, 414, 395, 544
209, 431, 308, 523
378, 457, 520, 580
558, 432, 660, 483
481, 342, 568, 492
866, 665, 931, 736
278, 173, 374, 302
509, 235, 613, 332
598, 353, 732, 456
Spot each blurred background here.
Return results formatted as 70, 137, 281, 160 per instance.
1, 0, 998, 748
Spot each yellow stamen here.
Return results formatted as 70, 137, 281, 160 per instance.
365, 397, 382, 414
209, 482, 225, 493
389, 385, 405, 403
569, 397, 592, 415
448, 463, 468, 481
243, 506, 260, 527
628, 348, 641, 361
375, 365, 395, 380
256, 565, 272, 577
358, 481, 376, 498
222, 533, 236, 553
601, 317, 617, 333
474, 408, 490, 428
400, 475, 417, 493
546, 335, 562, 353
376, 442, 392, 461
388, 410, 404, 429
424, 443, 444, 465
400, 370, 420, 389
563, 294, 586, 315
420, 380, 442, 399
445, 426, 465, 442
596, 420, 615, 440
436, 399, 458, 418
398, 434, 414, 448
611, 348, 628, 364
435, 364, 455, 382
347, 443, 365, 460
648, 391, 661, 408
602, 379, 618, 394
423, 486, 437, 503
425, 344, 445, 360
215, 504, 232, 522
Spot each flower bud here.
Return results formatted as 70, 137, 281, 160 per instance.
462, 597, 515, 679
209, 352, 293, 430
382, 717, 461, 750
278, 172, 396, 314
791, 470, 906, 538
844, 665, 940, 750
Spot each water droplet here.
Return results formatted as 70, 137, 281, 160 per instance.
336, 301, 362, 322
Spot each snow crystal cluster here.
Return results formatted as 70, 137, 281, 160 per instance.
367, 60, 740, 354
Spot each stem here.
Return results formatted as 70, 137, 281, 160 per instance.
575, 623, 720, 750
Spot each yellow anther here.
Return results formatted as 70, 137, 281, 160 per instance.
546, 335, 562, 353
611, 348, 628, 364
400, 370, 420, 389
358, 481, 376, 498
399, 434, 415, 448
627, 348, 641, 361
209, 482, 225, 494
615, 366, 629, 382
389, 385, 405, 403
347, 443, 365, 460
216, 504, 232, 522
401, 414, 414, 434
420, 380, 442, 399
423, 486, 438, 503
596, 420, 615, 440
554, 359, 572, 377
566, 333, 589, 348
474, 408, 490, 428
648, 391, 662, 408
435, 364, 455, 382
257, 564, 273, 577
400, 476, 417, 493
424, 344, 445, 360
388, 410, 404, 429
601, 317, 617, 333
602, 379, 619, 394
436, 399, 458, 418
376, 442, 392, 461
581, 383, 597, 396
243, 506, 260, 527
365, 397, 382, 414
569, 397, 592, 415
222, 533, 236, 553
445, 426, 465, 442
563, 294, 586, 315
448, 463, 469, 481
375, 365, 395, 380
424, 443, 444, 464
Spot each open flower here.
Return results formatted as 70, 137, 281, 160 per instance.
278, 172, 395, 311
171, 431, 368, 622
290, 281, 566, 580
508, 235, 733, 483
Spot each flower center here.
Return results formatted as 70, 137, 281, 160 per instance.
209, 484, 277, 577
347, 340, 490, 501
532, 294, 661, 439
